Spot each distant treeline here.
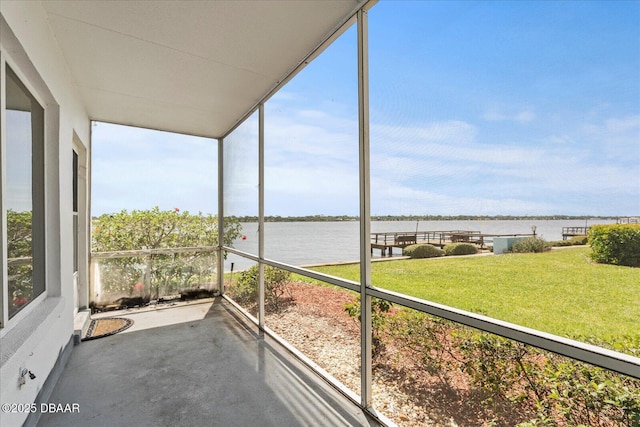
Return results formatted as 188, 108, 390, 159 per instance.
229, 214, 620, 223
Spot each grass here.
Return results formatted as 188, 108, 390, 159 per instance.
306, 247, 640, 342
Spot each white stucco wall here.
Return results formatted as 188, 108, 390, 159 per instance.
1, 1, 90, 425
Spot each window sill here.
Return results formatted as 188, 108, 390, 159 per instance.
0, 297, 64, 368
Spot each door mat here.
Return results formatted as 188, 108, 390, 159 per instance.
82, 317, 133, 341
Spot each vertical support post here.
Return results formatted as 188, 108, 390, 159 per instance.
144, 255, 152, 299
0, 55, 7, 328
258, 105, 265, 328
87, 122, 94, 308
217, 138, 224, 296
357, 7, 372, 408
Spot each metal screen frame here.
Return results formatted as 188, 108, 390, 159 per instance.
217, 1, 640, 424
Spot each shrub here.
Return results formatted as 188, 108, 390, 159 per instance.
458, 331, 640, 426
228, 264, 292, 310
403, 244, 444, 259
344, 296, 391, 358
550, 240, 573, 247
385, 310, 454, 378
91, 207, 241, 301
444, 242, 478, 256
568, 235, 588, 245
385, 308, 640, 426
589, 224, 640, 267
511, 237, 550, 253
549, 237, 586, 247
458, 332, 535, 403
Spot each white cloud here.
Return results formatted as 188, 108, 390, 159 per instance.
265, 106, 358, 164
91, 97, 639, 217
265, 163, 359, 215
370, 178, 554, 216
372, 155, 467, 178
515, 110, 536, 123
606, 115, 640, 133
372, 121, 545, 165
92, 123, 217, 215
547, 135, 575, 145
578, 114, 640, 163
483, 108, 536, 123
374, 120, 478, 145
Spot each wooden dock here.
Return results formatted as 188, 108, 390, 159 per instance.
561, 227, 590, 240
371, 230, 533, 256
617, 217, 639, 224
562, 219, 640, 240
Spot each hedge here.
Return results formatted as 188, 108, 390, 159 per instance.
443, 243, 478, 256
568, 235, 588, 245
589, 223, 640, 267
511, 237, 550, 253
403, 244, 444, 259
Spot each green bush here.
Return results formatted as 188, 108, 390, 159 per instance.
511, 237, 550, 253
568, 235, 589, 245
91, 207, 241, 301
403, 244, 444, 259
385, 310, 454, 377
444, 243, 478, 256
549, 237, 586, 247
228, 264, 292, 310
550, 240, 573, 247
589, 224, 640, 267
384, 309, 640, 426
344, 296, 391, 358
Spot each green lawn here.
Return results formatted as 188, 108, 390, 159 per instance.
308, 247, 640, 342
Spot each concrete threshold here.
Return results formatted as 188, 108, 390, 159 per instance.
73, 310, 91, 344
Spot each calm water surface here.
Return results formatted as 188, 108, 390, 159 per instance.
224, 219, 616, 271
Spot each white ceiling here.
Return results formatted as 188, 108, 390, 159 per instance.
41, 0, 366, 138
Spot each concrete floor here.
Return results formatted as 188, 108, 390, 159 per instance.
38, 298, 379, 427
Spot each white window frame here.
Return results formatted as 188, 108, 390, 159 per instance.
0, 51, 49, 330
72, 136, 89, 312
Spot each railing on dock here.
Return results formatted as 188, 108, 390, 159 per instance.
372, 230, 483, 245
561, 226, 590, 240
371, 230, 534, 256
617, 217, 639, 224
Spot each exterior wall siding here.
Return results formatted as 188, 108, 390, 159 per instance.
1, 1, 89, 425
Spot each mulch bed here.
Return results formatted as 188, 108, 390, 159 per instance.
264, 281, 533, 427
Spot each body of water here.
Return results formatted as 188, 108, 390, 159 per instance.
224, 219, 617, 272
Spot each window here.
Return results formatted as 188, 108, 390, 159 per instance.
4, 65, 45, 320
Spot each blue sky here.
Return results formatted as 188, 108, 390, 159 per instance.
92, 1, 639, 217
92, 123, 217, 215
